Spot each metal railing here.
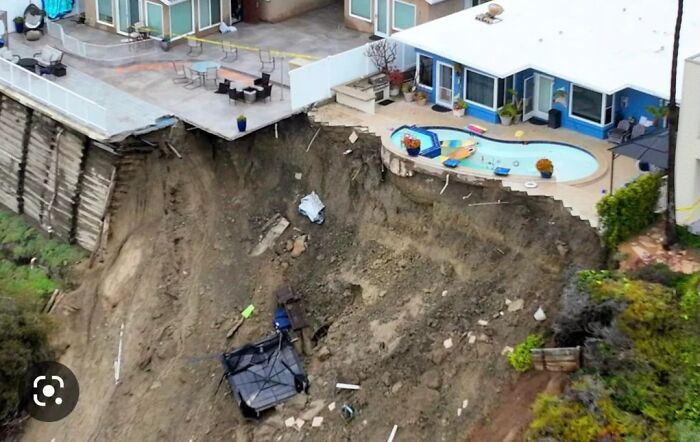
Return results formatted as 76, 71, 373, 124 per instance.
47, 21, 155, 64
0, 57, 107, 131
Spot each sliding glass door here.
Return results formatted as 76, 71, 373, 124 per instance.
117, 0, 141, 34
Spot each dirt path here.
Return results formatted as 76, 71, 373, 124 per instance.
21, 116, 601, 442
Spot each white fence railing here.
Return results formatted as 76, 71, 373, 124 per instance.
0, 58, 107, 131
290, 39, 416, 110
47, 21, 155, 64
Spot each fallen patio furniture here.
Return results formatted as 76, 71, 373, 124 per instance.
299, 192, 325, 224
275, 286, 308, 331
220, 331, 309, 419
630, 123, 646, 139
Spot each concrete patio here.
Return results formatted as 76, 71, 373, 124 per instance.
311, 100, 641, 227
5, 4, 369, 141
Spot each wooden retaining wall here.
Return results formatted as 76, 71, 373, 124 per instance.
0, 93, 124, 251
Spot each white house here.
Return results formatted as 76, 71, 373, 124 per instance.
676, 53, 700, 232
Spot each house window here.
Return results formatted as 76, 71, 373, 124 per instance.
199, 0, 221, 30
571, 84, 614, 125
417, 54, 433, 89
465, 69, 496, 108
350, 0, 371, 21
145, 1, 163, 37
497, 75, 514, 108
97, 0, 113, 25
393, 0, 416, 31
170, 0, 194, 37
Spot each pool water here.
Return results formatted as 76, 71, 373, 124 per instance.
391, 126, 599, 182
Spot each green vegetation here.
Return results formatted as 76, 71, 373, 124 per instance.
0, 210, 82, 428
508, 334, 544, 372
596, 173, 663, 248
528, 270, 700, 441
676, 225, 700, 249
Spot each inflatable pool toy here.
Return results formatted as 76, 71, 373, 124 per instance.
448, 145, 478, 160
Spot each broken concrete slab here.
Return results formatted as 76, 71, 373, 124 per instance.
251, 215, 290, 257
507, 299, 524, 312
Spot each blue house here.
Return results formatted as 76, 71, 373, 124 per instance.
391, 0, 700, 139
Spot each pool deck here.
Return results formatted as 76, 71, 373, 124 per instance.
311, 100, 641, 227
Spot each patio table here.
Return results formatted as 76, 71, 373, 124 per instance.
190, 61, 221, 88
243, 88, 257, 103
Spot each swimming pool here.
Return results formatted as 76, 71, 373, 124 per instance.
391, 126, 599, 182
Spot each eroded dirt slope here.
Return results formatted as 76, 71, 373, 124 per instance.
21, 115, 601, 442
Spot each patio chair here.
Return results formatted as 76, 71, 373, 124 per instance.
187, 38, 203, 56
256, 84, 272, 103
33, 46, 63, 68
221, 41, 238, 62
630, 123, 646, 139
24, 4, 44, 34
259, 49, 275, 73
204, 66, 218, 89
183, 68, 200, 89
607, 120, 632, 143
228, 88, 245, 104
215, 79, 231, 94
171, 61, 188, 83
254, 72, 270, 87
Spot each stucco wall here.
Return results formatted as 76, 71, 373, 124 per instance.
259, 0, 335, 23
676, 55, 700, 230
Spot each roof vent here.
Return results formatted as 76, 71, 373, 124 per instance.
475, 4, 504, 24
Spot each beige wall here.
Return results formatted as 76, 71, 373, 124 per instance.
344, 0, 463, 35
259, 0, 336, 23
676, 54, 700, 231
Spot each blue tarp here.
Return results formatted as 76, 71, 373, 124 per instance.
43, 0, 74, 20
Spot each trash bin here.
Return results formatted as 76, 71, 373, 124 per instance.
548, 109, 562, 129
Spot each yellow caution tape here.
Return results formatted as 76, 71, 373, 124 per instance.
184, 35, 319, 61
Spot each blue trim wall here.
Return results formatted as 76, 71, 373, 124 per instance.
413, 51, 664, 139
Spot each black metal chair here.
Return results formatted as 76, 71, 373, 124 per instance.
256, 84, 272, 103
254, 72, 270, 87
228, 88, 245, 104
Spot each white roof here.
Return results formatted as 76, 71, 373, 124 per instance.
391, 0, 700, 100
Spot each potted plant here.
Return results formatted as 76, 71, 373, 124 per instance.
13, 17, 25, 34
536, 158, 554, 178
402, 82, 415, 102
498, 102, 518, 126
402, 134, 421, 156
387, 68, 403, 97
453, 98, 467, 117
415, 91, 428, 106
237, 115, 247, 132
160, 36, 172, 52
645, 105, 669, 127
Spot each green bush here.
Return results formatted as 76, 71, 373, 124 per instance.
534, 271, 700, 440
0, 297, 52, 425
596, 173, 663, 248
508, 334, 544, 372
677, 225, 700, 249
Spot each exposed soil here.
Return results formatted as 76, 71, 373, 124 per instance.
20, 115, 601, 442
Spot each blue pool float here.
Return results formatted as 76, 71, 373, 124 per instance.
494, 167, 511, 176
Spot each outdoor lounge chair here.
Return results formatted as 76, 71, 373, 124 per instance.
256, 84, 272, 103
608, 120, 632, 143
630, 123, 646, 139
254, 72, 270, 87
171, 61, 188, 83
215, 79, 230, 94
24, 4, 44, 34
33, 46, 63, 68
